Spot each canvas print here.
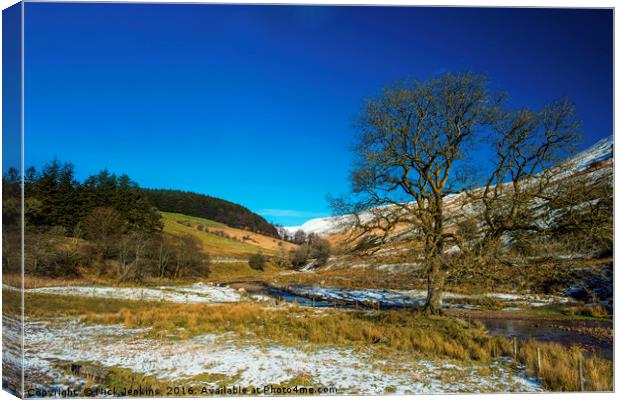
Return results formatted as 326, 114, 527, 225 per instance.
1, 2, 614, 397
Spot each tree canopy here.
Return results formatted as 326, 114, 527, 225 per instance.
336, 72, 594, 314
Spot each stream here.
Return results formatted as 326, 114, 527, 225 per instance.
226, 281, 613, 361
479, 318, 612, 361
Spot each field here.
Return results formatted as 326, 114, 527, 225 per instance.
3, 284, 612, 396
161, 212, 295, 257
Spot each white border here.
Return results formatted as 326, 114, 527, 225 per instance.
0, 1, 615, 400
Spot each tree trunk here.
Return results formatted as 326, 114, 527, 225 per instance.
424, 258, 444, 315
424, 200, 445, 315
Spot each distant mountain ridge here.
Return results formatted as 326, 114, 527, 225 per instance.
141, 188, 280, 238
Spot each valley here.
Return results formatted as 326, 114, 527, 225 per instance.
3, 138, 614, 395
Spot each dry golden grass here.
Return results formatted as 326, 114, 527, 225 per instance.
78, 301, 613, 392
79, 302, 500, 361
3, 273, 101, 289
515, 340, 612, 391
562, 305, 610, 319
2, 289, 153, 318
3, 272, 207, 290
11, 288, 613, 392
207, 262, 282, 282
272, 266, 429, 291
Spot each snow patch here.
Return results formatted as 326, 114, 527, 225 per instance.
27, 283, 241, 304
11, 317, 541, 394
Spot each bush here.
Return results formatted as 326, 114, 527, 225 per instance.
308, 238, 331, 266
289, 238, 332, 269
290, 245, 309, 267
248, 252, 266, 271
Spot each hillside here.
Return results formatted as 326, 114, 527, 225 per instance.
276, 138, 613, 299
286, 137, 614, 239
162, 212, 296, 258
143, 188, 279, 238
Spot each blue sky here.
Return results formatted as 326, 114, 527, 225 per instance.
14, 4, 614, 226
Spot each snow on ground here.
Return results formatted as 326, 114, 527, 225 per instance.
16, 281, 570, 309
6, 316, 540, 395
285, 286, 570, 308
26, 282, 241, 304
375, 262, 421, 272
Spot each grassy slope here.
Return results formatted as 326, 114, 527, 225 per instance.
162, 212, 295, 257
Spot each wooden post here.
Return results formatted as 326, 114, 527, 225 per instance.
578, 357, 585, 391
512, 337, 517, 358
536, 348, 542, 376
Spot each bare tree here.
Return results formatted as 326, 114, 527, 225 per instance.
293, 230, 307, 245
116, 231, 150, 282
335, 72, 582, 315
82, 206, 126, 258
466, 101, 579, 256
172, 234, 205, 279
155, 235, 175, 279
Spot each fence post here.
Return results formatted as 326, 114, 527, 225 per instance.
512, 337, 517, 358
536, 348, 542, 376
578, 357, 585, 391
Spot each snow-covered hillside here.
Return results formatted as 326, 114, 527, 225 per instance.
285, 137, 613, 237
566, 136, 613, 172
284, 215, 352, 236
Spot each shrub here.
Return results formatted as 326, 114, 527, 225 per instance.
290, 245, 309, 267
248, 252, 266, 271
289, 238, 332, 268
308, 238, 331, 266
